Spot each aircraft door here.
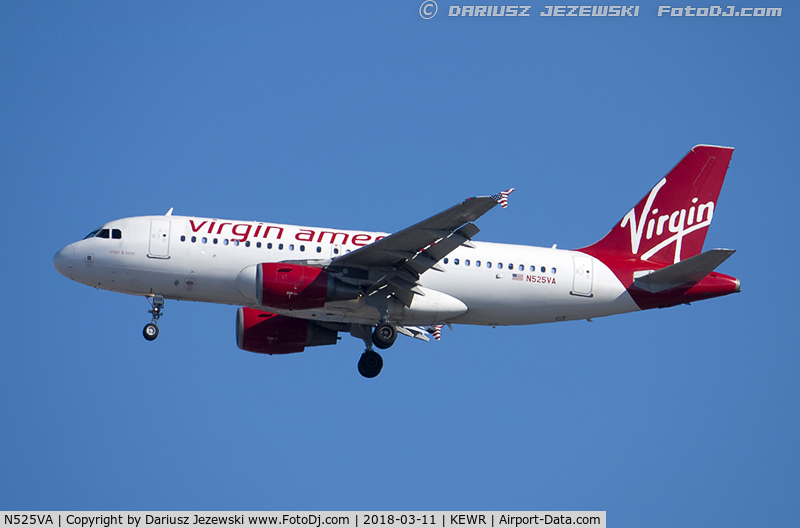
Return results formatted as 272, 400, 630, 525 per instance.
148, 219, 171, 259
571, 255, 593, 297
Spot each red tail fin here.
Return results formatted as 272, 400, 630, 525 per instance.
581, 145, 734, 264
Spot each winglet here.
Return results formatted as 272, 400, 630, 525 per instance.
491, 188, 515, 208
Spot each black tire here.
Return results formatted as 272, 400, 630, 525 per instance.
143, 323, 159, 341
372, 322, 397, 350
358, 351, 383, 378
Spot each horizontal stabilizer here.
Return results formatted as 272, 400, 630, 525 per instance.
633, 249, 736, 293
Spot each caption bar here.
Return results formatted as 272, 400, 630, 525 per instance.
2, 513, 606, 528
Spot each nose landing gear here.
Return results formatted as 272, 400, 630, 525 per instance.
143, 294, 165, 341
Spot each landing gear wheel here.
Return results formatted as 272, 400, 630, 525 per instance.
358, 350, 384, 378
372, 322, 397, 350
143, 295, 165, 341
143, 323, 159, 341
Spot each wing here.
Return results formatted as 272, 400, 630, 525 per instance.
328, 190, 513, 306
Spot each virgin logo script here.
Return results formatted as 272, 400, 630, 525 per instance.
621, 178, 715, 263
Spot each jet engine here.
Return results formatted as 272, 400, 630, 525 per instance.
256, 263, 360, 310
236, 307, 338, 354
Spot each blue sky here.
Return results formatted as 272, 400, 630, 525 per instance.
1, 1, 798, 524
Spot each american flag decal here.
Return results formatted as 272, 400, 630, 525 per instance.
512, 273, 524, 281
491, 188, 515, 208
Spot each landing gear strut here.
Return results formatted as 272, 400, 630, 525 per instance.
143, 294, 165, 341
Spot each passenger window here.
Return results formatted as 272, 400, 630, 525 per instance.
476, 261, 481, 267
289, 244, 295, 251
223, 239, 229, 246
279, 244, 284, 250
443, 258, 449, 264
180, 235, 186, 242
541, 266, 546, 273
465, 260, 470, 266
454, 259, 459, 265
552, 267, 557, 274
256, 242, 262, 248
213, 238, 218, 244
530, 266, 535, 272
508, 263, 513, 270
316, 247, 322, 253
300, 245, 305, 252
497, 262, 502, 269
233, 240, 239, 246
245, 241, 251, 247
112, 229, 122, 239
191, 236, 197, 243
487, 262, 492, 269
202, 237, 207, 244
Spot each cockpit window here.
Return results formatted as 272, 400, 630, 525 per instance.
82, 228, 122, 240
83, 228, 101, 240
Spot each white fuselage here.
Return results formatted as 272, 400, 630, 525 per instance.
54, 215, 640, 326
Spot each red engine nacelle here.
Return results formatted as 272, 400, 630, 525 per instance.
256, 262, 359, 310
236, 307, 339, 355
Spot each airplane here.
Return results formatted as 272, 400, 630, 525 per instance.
53, 145, 741, 378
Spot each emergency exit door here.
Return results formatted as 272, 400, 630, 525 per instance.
571, 255, 593, 297
148, 220, 171, 259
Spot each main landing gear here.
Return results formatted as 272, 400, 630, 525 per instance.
354, 322, 398, 378
358, 350, 384, 379
143, 294, 165, 341
372, 322, 398, 350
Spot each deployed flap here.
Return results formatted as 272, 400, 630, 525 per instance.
330, 196, 498, 271
397, 326, 431, 342
633, 249, 736, 293
327, 192, 511, 307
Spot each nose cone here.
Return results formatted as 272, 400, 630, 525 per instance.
53, 245, 74, 279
